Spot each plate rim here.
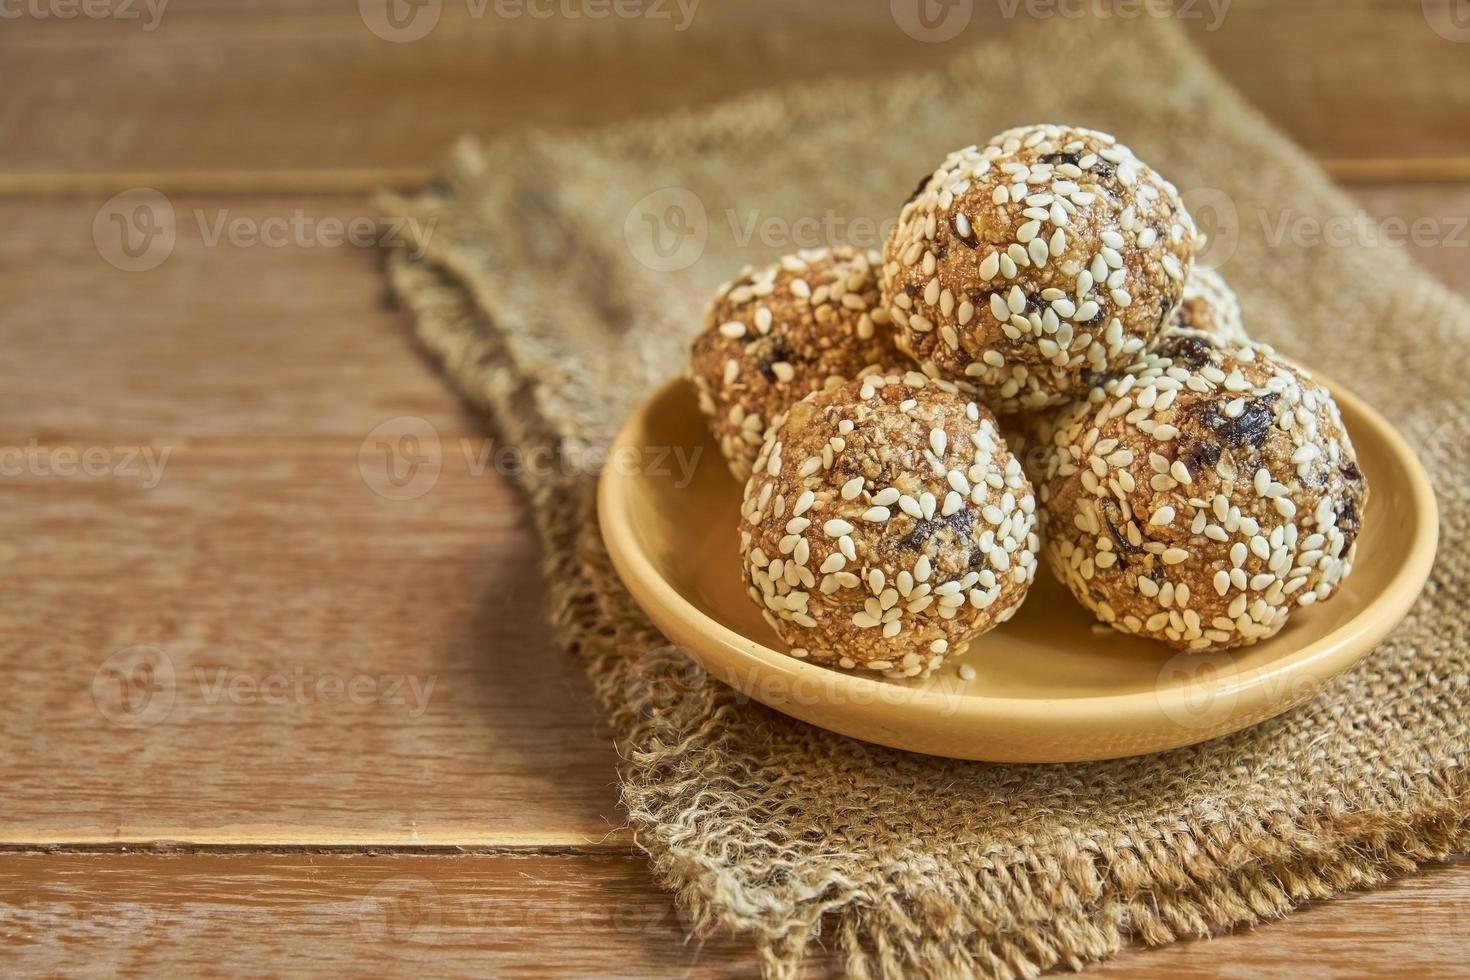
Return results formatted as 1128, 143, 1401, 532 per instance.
597, 373, 1439, 754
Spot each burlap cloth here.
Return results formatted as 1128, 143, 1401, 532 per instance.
379, 14, 1468, 977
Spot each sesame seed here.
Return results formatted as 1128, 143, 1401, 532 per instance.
823, 519, 853, 536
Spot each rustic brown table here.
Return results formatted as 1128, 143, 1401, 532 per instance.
3, 2, 1467, 975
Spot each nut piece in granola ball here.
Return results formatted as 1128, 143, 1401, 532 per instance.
1170, 265, 1248, 346
739, 372, 1039, 677
882, 124, 1197, 411
1038, 330, 1368, 651
691, 247, 902, 481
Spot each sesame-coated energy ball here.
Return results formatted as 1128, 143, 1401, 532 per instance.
691, 247, 903, 481
739, 372, 1039, 677
882, 124, 1198, 412
1171, 265, 1248, 346
1039, 330, 1368, 651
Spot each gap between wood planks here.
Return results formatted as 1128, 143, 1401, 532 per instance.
0, 841, 637, 856
3, 158, 1470, 199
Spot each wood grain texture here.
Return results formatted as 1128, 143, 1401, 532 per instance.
0, 852, 1466, 978
0, 197, 481, 441
0, 200, 626, 846
1, 0, 1467, 174
0, 439, 626, 845
4, 0, 1470, 973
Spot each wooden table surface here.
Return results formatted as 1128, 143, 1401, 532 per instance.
3, 1, 1467, 975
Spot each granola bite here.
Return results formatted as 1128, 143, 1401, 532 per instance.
881, 124, 1197, 411
739, 372, 1039, 677
691, 247, 902, 481
1171, 265, 1248, 346
1038, 330, 1368, 651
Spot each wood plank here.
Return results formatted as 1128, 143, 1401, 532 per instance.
0, 851, 1466, 977
0, 180, 1465, 847
1, 1, 1466, 175
1347, 184, 1470, 299
0, 197, 476, 440
4, 184, 1463, 444
0, 196, 626, 843
0, 440, 626, 845
1186, 0, 1470, 162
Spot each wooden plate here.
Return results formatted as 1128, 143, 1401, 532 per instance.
597, 376, 1438, 762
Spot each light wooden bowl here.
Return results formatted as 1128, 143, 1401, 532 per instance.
598, 376, 1437, 762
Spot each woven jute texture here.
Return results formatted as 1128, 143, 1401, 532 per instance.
379, 14, 1469, 978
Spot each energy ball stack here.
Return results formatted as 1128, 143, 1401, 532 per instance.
691, 247, 899, 480
739, 372, 1039, 677
882, 124, 1198, 412
1038, 330, 1367, 650
1171, 265, 1249, 346
684, 122, 1368, 675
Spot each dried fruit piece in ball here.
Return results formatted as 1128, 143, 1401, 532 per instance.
1039, 330, 1367, 651
691, 247, 902, 481
738, 372, 1039, 677
882, 124, 1198, 411
1170, 265, 1248, 346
